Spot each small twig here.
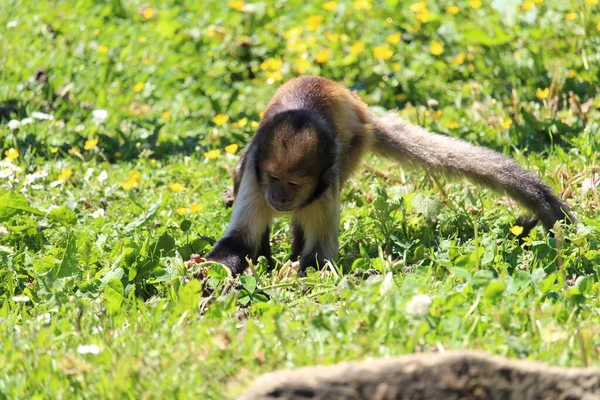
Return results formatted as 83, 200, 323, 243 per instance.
363, 162, 404, 184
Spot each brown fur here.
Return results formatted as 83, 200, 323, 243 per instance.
207, 76, 573, 275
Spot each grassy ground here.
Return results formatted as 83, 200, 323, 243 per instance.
1, 0, 600, 398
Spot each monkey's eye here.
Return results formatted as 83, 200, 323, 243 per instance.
269, 175, 280, 182
288, 181, 300, 187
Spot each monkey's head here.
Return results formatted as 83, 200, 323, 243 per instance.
255, 110, 338, 212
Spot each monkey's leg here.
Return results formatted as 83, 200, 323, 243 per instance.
293, 189, 340, 276
207, 172, 273, 275
290, 223, 305, 262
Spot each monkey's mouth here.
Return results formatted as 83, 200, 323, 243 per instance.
267, 200, 296, 212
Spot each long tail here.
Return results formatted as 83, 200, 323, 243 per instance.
370, 112, 574, 231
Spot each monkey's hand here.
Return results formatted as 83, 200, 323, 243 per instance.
221, 186, 235, 208
206, 236, 249, 276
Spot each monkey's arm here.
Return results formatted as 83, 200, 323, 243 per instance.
371, 112, 574, 231
207, 165, 274, 275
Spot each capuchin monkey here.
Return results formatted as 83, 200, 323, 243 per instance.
207, 76, 574, 276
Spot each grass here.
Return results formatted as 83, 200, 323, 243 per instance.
1, 0, 600, 398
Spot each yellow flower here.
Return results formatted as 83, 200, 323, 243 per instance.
521, 1, 534, 11
260, 58, 283, 71
84, 138, 99, 151
410, 1, 427, 13
169, 182, 186, 193
50, 147, 59, 154
233, 117, 248, 128
265, 70, 283, 84
212, 114, 229, 126
325, 32, 339, 42
57, 167, 73, 181
429, 40, 444, 55
139, 36, 147, 43
536, 88, 549, 100
585, 0, 597, 5
305, 15, 323, 31
597, 21, 600, 31
387, 33, 402, 44
133, 82, 145, 93
295, 58, 311, 73
176, 208, 188, 216
353, 0, 372, 10
122, 171, 141, 190
188, 204, 204, 213
373, 45, 393, 60
448, 122, 460, 129
432, 110, 443, 119
286, 39, 308, 52
350, 41, 365, 55
467, 64, 475, 73
565, 13, 577, 20
204, 149, 221, 159
225, 144, 239, 154
567, 70, 577, 78
469, 0, 482, 9
501, 118, 513, 129
466, 53, 474, 61
452, 53, 465, 65
97, 45, 109, 54
323, 1, 338, 11
162, 111, 171, 121
447, 5, 459, 14
68, 147, 80, 156
142, 7, 154, 20
4, 148, 19, 162
315, 49, 330, 63
416, 12, 429, 23
228, 0, 244, 11
510, 225, 524, 236
284, 26, 303, 40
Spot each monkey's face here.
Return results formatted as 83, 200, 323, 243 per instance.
259, 168, 317, 212
255, 110, 337, 212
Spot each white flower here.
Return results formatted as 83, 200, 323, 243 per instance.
37, 313, 51, 324
30, 184, 44, 190
8, 119, 21, 130
50, 180, 64, 187
582, 174, 598, 194
20, 117, 35, 125
91, 208, 105, 219
97, 170, 108, 183
31, 111, 54, 121
406, 294, 432, 317
84, 168, 94, 181
12, 295, 30, 303
92, 109, 108, 124
0, 168, 12, 179
7, 20, 17, 28
23, 169, 48, 186
77, 344, 100, 355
